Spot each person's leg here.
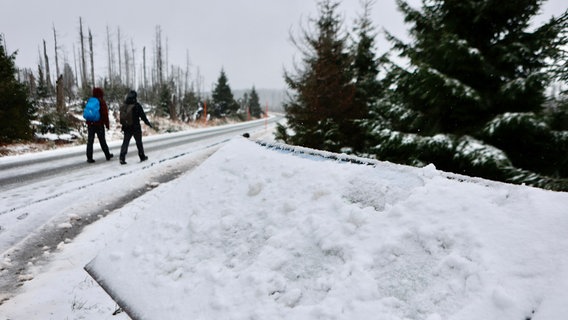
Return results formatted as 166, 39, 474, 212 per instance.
119, 130, 133, 164
95, 126, 113, 160
86, 125, 95, 162
133, 130, 147, 161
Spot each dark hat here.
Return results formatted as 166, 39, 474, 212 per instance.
127, 90, 137, 100
125, 90, 138, 104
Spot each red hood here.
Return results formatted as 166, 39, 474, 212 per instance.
92, 87, 104, 99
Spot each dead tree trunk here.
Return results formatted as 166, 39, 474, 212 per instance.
117, 27, 122, 84
73, 44, 79, 87
89, 29, 95, 87
169, 94, 178, 121
143, 46, 147, 94
124, 42, 130, 87
79, 17, 88, 93
155, 26, 163, 86
131, 40, 136, 89
56, 75, 65, 113
53, 25, 60, 79
43, 40, 53, 95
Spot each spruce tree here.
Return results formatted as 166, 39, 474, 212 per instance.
277, 0, 356, 152
350, 0, 382, 152
36, 64, 49, 99
0, 35, 34, 142
365, 0, 568, 190
158, 82, 172, 117
249, 86, 262, 118
211, 69, 238, 117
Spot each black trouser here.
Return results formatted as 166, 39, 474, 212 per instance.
87, 125, 111, 160
120, 128, 145, 161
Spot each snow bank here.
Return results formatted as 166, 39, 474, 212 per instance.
86, 137, 568, 320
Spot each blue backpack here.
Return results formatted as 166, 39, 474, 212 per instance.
83, 97, 101, 122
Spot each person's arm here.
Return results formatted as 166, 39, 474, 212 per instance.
138, 103, 152, 128
100, 99, 110, 129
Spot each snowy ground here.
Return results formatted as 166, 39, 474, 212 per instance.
0, 119, 275, 319
1, 133, 567, 319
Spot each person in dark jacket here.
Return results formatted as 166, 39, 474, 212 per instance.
119, 90, 153, 165
86, 87, 113, 163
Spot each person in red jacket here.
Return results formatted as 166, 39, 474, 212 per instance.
86, 87, 113, 163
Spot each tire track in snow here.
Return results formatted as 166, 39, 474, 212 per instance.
0, 145, 220, 304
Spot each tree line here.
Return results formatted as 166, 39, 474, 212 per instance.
2, 0, 567, 191
276, 0, 568, 191
1, 20, 264, 140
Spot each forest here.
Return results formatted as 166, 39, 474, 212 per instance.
276, 0, 568, 191
1, 0, 567, 191
0, 20, 264, 144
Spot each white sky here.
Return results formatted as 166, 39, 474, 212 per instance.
1, 0, 566, 90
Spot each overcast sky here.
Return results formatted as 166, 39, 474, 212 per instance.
2, 0, 566, 91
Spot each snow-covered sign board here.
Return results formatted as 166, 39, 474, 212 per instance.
85, 138, 568, 320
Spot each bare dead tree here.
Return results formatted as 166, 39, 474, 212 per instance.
185, 50, 191, 94
79, 17, 87, 92
165, 36, 169, 81
73, 43, 79, 87
43, 39, 53, 94
169, 93, 178, 121
131, 39, 136, 89
117, 27, 122, 83
143, 46, 147, 97
155, 25, 163, 86
53, 25, 60, 78
37, 46, 44, 83
124, 41, 130, 87
106, 25, 114, 87
89, 29, 95, 87
56, 75, 65, 112
195, 66, 204, 98
151, 45, 157, 88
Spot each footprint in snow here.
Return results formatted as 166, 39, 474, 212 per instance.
17, 212, 29, 220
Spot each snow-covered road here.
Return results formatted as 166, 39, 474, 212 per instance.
0, 118, 278, 301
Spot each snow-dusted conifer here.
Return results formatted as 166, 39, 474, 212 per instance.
277, 0, 356, 153
248, 87, 262, 118
0, 35, 34, 142
350, 0, 383, 152
211, 69, 238, 117
366, 0, 568, 190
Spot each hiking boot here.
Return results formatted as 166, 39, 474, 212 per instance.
106, 153, 114, 161
87, 159, 95, 163
140, 155, 148, 162
120, 160, 127, 165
